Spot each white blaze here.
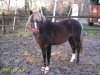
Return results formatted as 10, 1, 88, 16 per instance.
34, 22, 38, 29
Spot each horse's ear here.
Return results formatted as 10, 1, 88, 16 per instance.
38, 9, 43, 15
38, 9, 41, 13
29, 10, 33, 15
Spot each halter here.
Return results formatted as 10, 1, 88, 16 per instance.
31, 21, 39, 32
28, 11, 46, 33
31, 28, 39, 32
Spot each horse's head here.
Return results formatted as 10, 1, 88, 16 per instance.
27, 10, 46, 32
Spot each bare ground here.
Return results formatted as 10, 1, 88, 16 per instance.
0, 34, 100, 75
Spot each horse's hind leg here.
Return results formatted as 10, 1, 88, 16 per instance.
68, 37, 76, 62
44, 45, 51, 73
73, 37, 82, 63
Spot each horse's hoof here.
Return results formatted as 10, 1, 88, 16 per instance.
45, 66, 49, 71
43, 66, 49, 74
41, 67, 45, 72
70, 59, 73, 62
44, 70, 49, 74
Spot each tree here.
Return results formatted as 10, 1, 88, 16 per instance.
0, 0, 11, 11
25, 0, 29, 12
8, 0, 10, 11
52, 0, 58, 22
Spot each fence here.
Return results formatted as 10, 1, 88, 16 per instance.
0, 13, 28, 34
0, 14, 100, 39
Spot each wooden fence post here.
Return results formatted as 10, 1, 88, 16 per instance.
25, 21, 27, 31
13, 10, 17, 31
2, 12, 6, 34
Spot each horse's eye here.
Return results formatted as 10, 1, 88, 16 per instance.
30, 19, 33, 22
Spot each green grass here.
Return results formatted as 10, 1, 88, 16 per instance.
82, 24, 100, 39
83, 24, 100, 29
17, 30, 33, 38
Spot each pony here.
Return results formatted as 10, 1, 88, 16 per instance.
27, 10, 83, 73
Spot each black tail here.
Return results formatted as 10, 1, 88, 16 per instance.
80, 35, 83, 53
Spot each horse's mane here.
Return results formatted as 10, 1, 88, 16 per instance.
33, 11, 46, 23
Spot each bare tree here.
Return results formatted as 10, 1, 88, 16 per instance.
52, 0, 58, 22
25, 0, 29, 12
8, 0, 10, 11
13, 0, 17, 31
0, 0, 11, 11
29, 0, 32, 9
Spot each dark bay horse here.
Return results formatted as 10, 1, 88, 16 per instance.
27, 10, 83, 73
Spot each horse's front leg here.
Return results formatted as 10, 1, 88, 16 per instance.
42, 45, 51, 74
40, 45, 46, 72
40, 44, 52, 74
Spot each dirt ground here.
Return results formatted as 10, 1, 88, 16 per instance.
0, 34, 100, 75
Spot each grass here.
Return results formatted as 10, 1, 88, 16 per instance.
0, 30, 33, 38
83, 24, 100, 29
82, 24, 100, 39
17, 30, 33, 38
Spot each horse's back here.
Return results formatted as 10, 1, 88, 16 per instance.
67, 19, 82, 40
66, 19, 82, 33
49, 19, 81, 45
64, 19, 81, 27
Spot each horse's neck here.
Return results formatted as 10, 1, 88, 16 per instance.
39, 20, 52, 34
41, 20, 60, 31
46, 20, 56, 26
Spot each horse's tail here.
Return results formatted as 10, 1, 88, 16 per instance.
80, 23, 84, 53
80, 35, 83, 53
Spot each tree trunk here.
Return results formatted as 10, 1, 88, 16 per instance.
52, 0, 57, 22
2, 12, 6, 34
8, 0, 10, 11
13, 10, 17, 31
29, 0, 32, 9
25, 0, 29, 12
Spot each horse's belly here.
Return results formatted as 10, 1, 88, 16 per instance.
52, 37, 68, 45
